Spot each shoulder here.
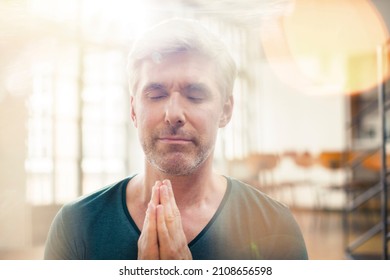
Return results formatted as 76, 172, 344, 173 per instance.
224, 177, 308, 259
227, 177, 290, 215
62, 176, 131, 217
53, 176, 132, 234
44, 176, 133, 259
225, 176, 302, 240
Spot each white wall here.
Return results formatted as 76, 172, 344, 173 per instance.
258, 61, 348, 154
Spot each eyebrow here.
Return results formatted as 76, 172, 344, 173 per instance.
142, 83, 166, 94
184, 83, 209, 92
183, 83, 213, 98
141, 82, 212, 96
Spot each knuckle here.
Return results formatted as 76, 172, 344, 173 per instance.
166, 214, 176, 223
166, 209, 181, 224
173, 209, 181, 218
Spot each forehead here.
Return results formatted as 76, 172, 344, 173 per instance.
137, 52, 218, 90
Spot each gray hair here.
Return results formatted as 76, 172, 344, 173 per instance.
127, 18, 237, 100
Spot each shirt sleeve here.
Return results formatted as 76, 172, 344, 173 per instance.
44, 206, 79, 260
263, 209, 308, 260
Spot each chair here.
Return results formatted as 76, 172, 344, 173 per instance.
246, 153, 285, 200
361, 152, 390, 172
317, 150, 371, 211
318, 151, 357, 169
289, 151, 317, 208
294, 151, 316, 167
227, 157, 260, 187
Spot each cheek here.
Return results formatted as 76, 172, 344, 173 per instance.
194, 108, 222, 135
137, 111, 157, 131
135, 101, 160, 124
136, 107, 165, 141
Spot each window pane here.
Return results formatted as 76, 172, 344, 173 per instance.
55, 160, 78, 204
82, 124, 102, 157
82, 173, 103, 195
55, 121, 78, 158
103, 125, 126, 157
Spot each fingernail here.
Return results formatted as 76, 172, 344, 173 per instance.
162, 185, 169, 196
153, 182, 160, 191
159, 184, 165, 194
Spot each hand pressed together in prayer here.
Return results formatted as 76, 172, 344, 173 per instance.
137, 180, 192, 260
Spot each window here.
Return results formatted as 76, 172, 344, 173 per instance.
26, 43, 132, 205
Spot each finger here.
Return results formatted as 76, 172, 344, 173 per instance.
150, 181, 162, 206
163, 179, 178, 211
160, 184, 174, 223
162, 180, 181, 226
144, 203, 158, 243
141, 181, 160, 241
138, 203, 159, 259
156, 204, 192, 260
156, 204, 170, 246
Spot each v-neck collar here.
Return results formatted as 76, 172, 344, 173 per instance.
121, 175, 232, 247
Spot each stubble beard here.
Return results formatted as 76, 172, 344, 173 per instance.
142, 129, 214, 176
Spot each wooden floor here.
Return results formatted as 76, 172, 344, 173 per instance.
0, 210, 385, 260
292, 209, 385, 260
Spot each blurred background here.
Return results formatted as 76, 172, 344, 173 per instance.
0, 0, 390, 260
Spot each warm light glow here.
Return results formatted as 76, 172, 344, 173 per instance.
80, 0, 150, 40
29, 0, 149, 40
261, 0, 389, 95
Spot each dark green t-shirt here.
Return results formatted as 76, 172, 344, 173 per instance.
44, 176, 308, 259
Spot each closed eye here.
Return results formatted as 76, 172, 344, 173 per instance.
143, 83, 168, 100
183, 84, 210, 102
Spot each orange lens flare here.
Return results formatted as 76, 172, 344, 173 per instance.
261, 0, 389, 95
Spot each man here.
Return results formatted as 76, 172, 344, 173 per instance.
44, 18, 308, 260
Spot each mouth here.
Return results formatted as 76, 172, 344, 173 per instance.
158, 137, 193, 144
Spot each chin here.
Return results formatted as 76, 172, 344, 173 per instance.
150, 153, 202, 176
159, 159, 197, 176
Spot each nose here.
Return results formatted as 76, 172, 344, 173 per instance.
164, 92, 186, 127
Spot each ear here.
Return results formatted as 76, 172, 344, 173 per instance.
219, 95, 234, 128
130, 95, 138, 128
